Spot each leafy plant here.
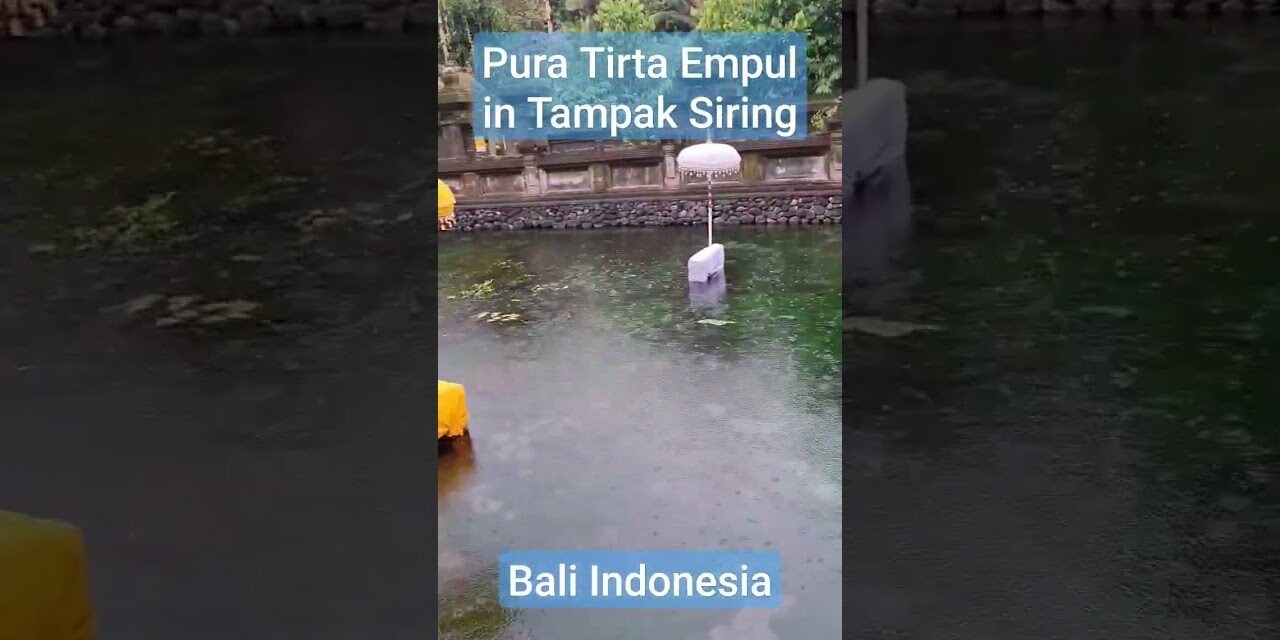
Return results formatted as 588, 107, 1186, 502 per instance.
594, 0, 653, 31
694, 0, 841, 96
810, 102, 838, 131
441, 0, 513, 68
695, 0, 757, 31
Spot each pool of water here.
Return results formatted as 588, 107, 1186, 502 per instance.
1, 22, 1278, 640
437, 228, 842, 639
1, 37, 443, 639
840, 23, 1280, 638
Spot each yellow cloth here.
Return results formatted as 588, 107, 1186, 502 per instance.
437, 179, 456, 218
438, 379, 469, 439
0, 511, 95, 640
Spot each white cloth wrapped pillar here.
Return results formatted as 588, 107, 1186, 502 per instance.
687, 243, 725, 283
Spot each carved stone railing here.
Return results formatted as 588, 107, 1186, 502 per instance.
438, 89, 843, 206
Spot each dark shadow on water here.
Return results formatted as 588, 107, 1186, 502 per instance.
843, 158, 913, 313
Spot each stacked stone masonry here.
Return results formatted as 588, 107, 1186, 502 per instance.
870, 0, 1280, 16
453, 195, 843, 232
47, 0, 435, 38
22, 0, 1280, 38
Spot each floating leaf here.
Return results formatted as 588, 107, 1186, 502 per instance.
223, 300, 261, 315
168, 295, 199, 312
483, 312, 523, 323
123, 294, 164, 316
456, 279, 498, 300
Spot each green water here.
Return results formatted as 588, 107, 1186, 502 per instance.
837, 24, 1280, 637
438, 227, 842, 639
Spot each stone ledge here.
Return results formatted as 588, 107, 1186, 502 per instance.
454, 183, 840, 209
453, 194, 843, 232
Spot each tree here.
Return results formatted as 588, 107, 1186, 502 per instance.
694, 0, 756, 31
593, 0, 652, 31
694, 0, 841, 96
498, 0, 555, 30
440, 0, 557, 67
441, 0, 511, 68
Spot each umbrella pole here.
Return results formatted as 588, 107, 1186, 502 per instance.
706, 176, 713, 247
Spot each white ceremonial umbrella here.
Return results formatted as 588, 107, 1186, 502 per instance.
677, 141, 741, 282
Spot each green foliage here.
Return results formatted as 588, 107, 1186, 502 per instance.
810, 102, 837, 131
504, 0, 554, 30
441, 0, 551, 67
441, 0, 511, 67
695, 0, 756, 31
593, 0, 653, 31
798, 0, 842, 97
694, 0, 841, 96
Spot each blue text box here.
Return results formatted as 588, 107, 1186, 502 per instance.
472, 33, 808, 142
498, 550, 782, 609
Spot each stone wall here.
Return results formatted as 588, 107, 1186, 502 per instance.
454, 194, 842, 232
50, 0, 434, 39
852, 0, 1280, 16
12, 0, 1280, 39
437, 86, 843, 207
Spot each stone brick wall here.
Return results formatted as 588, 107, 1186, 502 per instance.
52, 0, 434, 39
453, 194, 842, 232
864, 0, 1280, 16
34, 0, 1280, 40
20, 0, 1278, 40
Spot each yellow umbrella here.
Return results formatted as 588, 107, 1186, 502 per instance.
438, 179, 457, 230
